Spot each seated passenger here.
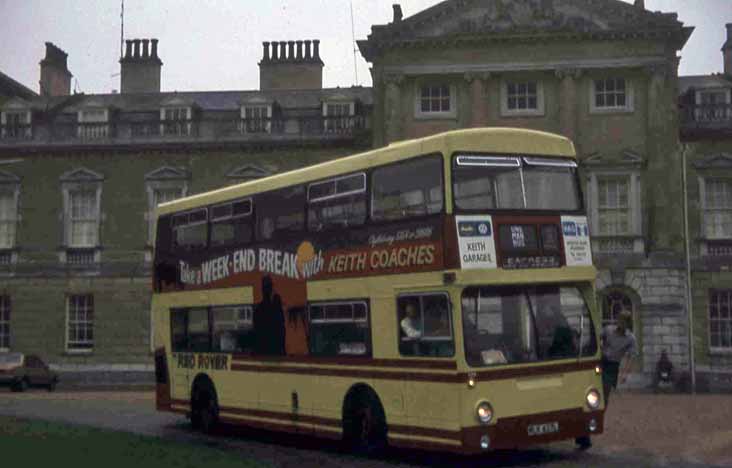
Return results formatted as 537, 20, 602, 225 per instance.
400, 302, 422, 339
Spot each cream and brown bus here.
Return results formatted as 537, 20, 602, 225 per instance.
151, 127, 604, 455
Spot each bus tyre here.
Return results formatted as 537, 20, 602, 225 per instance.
344, 391, 387, 455
191, 382, 219, 434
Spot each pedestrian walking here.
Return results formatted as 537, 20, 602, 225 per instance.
601, 311, 637, 406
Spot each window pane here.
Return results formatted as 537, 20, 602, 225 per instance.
372, 156, 443, 221
309, 302, 370, 356
257, 186, 305, 240
188, 308, 210, 352
596, 94, 605, 108
309, 180, 336, 200
212, 305, 253, 352
398, 294, 454, 357
171, 310, 187, 351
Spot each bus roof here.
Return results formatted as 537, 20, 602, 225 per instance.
157, 127, 575, 216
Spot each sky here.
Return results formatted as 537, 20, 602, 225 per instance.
1, 0, 730, 95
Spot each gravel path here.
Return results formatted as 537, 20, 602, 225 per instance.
0, 389, 728, 467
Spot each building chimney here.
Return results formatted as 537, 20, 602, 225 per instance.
313, 40, 321, 61
723, 23, 732, 76
296, 40, 303, 60
304, 40, 312, 59
259, 39, 324, 90
393, 4, 403, 22
634, 0, 645, 9
151, 39, 159, 59
39, 42, 72, 97
120, 37, 163, 93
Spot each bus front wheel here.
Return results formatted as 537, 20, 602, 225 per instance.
191, 381, 219, 434
343, 390, 387, 454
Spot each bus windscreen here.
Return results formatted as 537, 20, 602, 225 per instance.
461, 285, 597, 367
453, 155, 581, 211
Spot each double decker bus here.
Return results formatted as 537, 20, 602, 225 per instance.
151, 127, 604, 454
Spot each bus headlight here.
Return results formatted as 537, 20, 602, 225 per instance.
476, 401, 493, 424
586, 389, 601, 409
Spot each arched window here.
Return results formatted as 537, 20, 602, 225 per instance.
601, 290, 634, 330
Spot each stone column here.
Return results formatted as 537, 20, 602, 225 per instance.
556, 67, 581, 141
464, 72, 491, 127
383, 73, 404, 144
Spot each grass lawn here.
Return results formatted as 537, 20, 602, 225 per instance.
0, 416, 270, 468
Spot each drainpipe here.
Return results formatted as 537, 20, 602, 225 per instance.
681, 143, 696, 394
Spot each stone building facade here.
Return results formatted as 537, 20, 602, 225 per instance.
0, 41, 372, 383
359, 0, 729, 387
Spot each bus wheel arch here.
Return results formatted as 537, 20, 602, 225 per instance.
190, 373, 219, 434
342, 383, 387, 453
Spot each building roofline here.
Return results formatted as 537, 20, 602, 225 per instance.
0, 70, 38, 99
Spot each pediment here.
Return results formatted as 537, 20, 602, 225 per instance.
160, 95, 196, 108
366, 0, 687, 44
60, 167, 104, 182
145, 166, 189, 181
240, 96, 272, 106
693, 153, 732, 170
582, 149, 645, 167
226, 164, 271, 180
0, 169, 20, 183
324, 93, 354, 102
1, 97, 31, 111
78, 97, 108, 109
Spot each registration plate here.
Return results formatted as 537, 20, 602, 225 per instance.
527, 421, 559, 436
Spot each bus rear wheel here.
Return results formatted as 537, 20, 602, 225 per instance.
344, 391, 387, 454
191, 382, 219, 434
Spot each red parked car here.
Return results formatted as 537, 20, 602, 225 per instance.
0, 353, 59, 392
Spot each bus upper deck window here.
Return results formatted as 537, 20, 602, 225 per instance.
371, 155, 443, 222
308, 173, 366, 231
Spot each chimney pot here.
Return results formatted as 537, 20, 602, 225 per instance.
393, 4, 403, 22
288, 41, 295, 61
125, 40, 133, 58
262, 41, 270, 61
142, 39, 150, 58
271, 41, 278, 61
313, 39, 321, 61
634, 0, 645, 9
151, 39, 159, 59
133, 39, 141, 58
304, 40, 312, 59
279, 41, 287, 61
296, 40, 303, 60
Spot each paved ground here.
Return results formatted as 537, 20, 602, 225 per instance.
0, 388, 729, 467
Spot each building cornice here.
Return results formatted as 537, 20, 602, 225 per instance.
381, 56, 670, 77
